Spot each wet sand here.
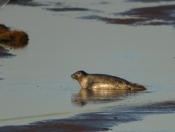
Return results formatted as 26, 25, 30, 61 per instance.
0, 100, 174, 132
1, 0, 175, 131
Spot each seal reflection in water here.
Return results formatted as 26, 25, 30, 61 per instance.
71, 70, 147, 90
71, 89, 138, 106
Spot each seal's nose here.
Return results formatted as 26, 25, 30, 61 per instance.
71, 74, 75, 79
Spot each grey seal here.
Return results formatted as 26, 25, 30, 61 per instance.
71, 70, 146, 90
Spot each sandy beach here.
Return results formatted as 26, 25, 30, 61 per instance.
0, 0, 175, 131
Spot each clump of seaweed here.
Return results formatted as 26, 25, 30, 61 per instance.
0, 24, 10, 34
0, 30, 29, 44
0, 24, 29, 49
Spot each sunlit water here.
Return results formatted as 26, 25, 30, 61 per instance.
0, 0, 175, 127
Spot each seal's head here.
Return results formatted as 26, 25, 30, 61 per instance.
71, 70, 87, 81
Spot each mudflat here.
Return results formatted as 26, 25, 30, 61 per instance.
0, 0, 175, 131
0, 100, 174, 132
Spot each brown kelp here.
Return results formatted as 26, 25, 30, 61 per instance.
0, 24, 29, 49
0, 24, 9, 34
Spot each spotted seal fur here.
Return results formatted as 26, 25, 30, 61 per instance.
71, 70, 146, 90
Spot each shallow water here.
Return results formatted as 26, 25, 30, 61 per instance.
0, 0, 175, 129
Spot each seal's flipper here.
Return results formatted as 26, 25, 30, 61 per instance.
129, 82, 147, 91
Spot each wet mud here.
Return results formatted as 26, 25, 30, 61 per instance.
44, 2, 102, 12
127, 0, 175, 2
8, 0, 100, 13
6, 0, 175, 27
9, 0, 48, 7
80, 15, 151, 25
45, 7, 90, 12
80, 3, 175, 26
0, 101, 174, 132
117, 4, 175, 26
8, 0, 175, 27
1, 0, 175, 131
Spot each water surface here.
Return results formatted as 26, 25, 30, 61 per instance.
0, 0, 175, 128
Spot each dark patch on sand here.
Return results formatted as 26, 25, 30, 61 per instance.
0, 101, 175, 132
7, 0, 175, 27
9, 0, 48, 7
43, 1, 103, 13
80, 4, 175, 26
116, 4, 175, 26
118, 5, 175, 19
79, 15, 150, 25
99, 1, 111, 4
45, 7, 90, 12
127, 0, 175, 2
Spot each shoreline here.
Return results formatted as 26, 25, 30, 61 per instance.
0, 100, 175, 132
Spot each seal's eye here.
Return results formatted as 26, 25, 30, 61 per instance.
77, 72, 81, 75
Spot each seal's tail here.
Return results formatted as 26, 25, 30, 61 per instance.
129, 82, 147, 91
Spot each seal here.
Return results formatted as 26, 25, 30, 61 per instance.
71, 70, 146, 90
